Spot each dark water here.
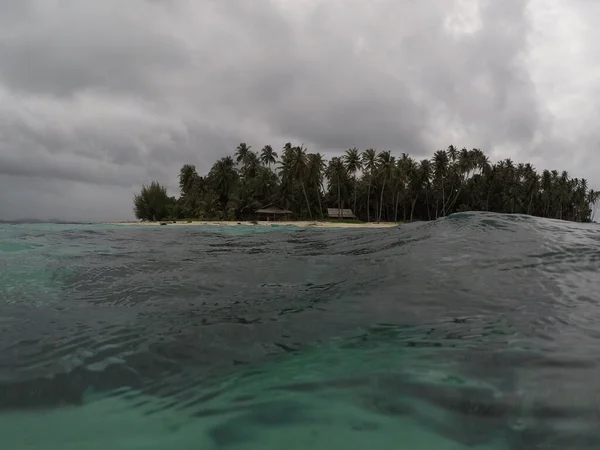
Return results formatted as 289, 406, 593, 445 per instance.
1, 213, 600, 449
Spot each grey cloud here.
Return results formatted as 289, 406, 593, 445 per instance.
0, 1, 190, 98
0, 175, 134, 222
0, 1, 31, 24
0, 104, 250, 187
0, 0, 598, 221
190, 0, 544, 155
1, 149, 139, 188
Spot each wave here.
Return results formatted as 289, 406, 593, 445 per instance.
2, 213, 600, 448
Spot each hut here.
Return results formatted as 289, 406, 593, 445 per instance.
327, 208, 356, 219
255, 204, 293, 221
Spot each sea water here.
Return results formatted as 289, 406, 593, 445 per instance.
1, 213, 600, 449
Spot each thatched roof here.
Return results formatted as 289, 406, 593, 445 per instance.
327, 208, 355, 218
256, 204, 293, 215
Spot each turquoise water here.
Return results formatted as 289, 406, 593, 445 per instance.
1, 214, 600, 449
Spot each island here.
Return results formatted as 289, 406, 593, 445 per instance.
131, 143, 599, 225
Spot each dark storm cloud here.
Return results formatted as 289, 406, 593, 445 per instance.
0, 0, 597, 220
0, 102, 250, 188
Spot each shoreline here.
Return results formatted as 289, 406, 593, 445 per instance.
105, 220, 399, 229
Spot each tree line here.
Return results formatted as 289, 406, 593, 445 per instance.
133, 143, 599, 223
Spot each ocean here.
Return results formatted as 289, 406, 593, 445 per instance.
1, 213, 600, 449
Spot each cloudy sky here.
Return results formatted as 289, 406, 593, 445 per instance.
0, 0, 598, 221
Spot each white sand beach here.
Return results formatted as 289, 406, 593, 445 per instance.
106, 220, 399, 229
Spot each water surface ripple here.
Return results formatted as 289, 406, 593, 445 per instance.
1, 213, 600, 449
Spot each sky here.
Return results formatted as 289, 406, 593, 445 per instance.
0, 0, 598, 222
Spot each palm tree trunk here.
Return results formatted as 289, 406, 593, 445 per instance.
378, 177, 386, 222
446, 187, 463, 213
559, 201, 562, 220
443, 177, 458, 216
353, 176, 358, 220
316, 187, 323, 219
410, 196, 418, 221
425, 186, 431, 220
300, 181, 312, 220
441, 175, 446, 216
338, 180, 342, 219
366, 180, 371, 222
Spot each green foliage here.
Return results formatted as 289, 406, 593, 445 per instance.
133, 143, 600, 223
133, 181, 172, 221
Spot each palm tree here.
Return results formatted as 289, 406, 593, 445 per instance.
244, 151, 260, 178
445, 148, 475, 213
178, 164, 203, 217
471, 148, 489, 173
403, 157, 421, 221
308, 153, 326, 219
179, 164, 198, 197
447, 145, 459, 166
260, 145, 278, 167
395, 153, 412, 221
286, 145, 313, 220
432, 150, 449, 217
540, 170, 552, 217
343, 147, 362, 219
376, 151, 395, 222
419, 159, 433, 220
522, 163, 538, 216
278, 143, 295, 211
209, 156, 238, 216
326, 157, 347, 218
235, 142, 252, 165
362, 149, 378, 222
